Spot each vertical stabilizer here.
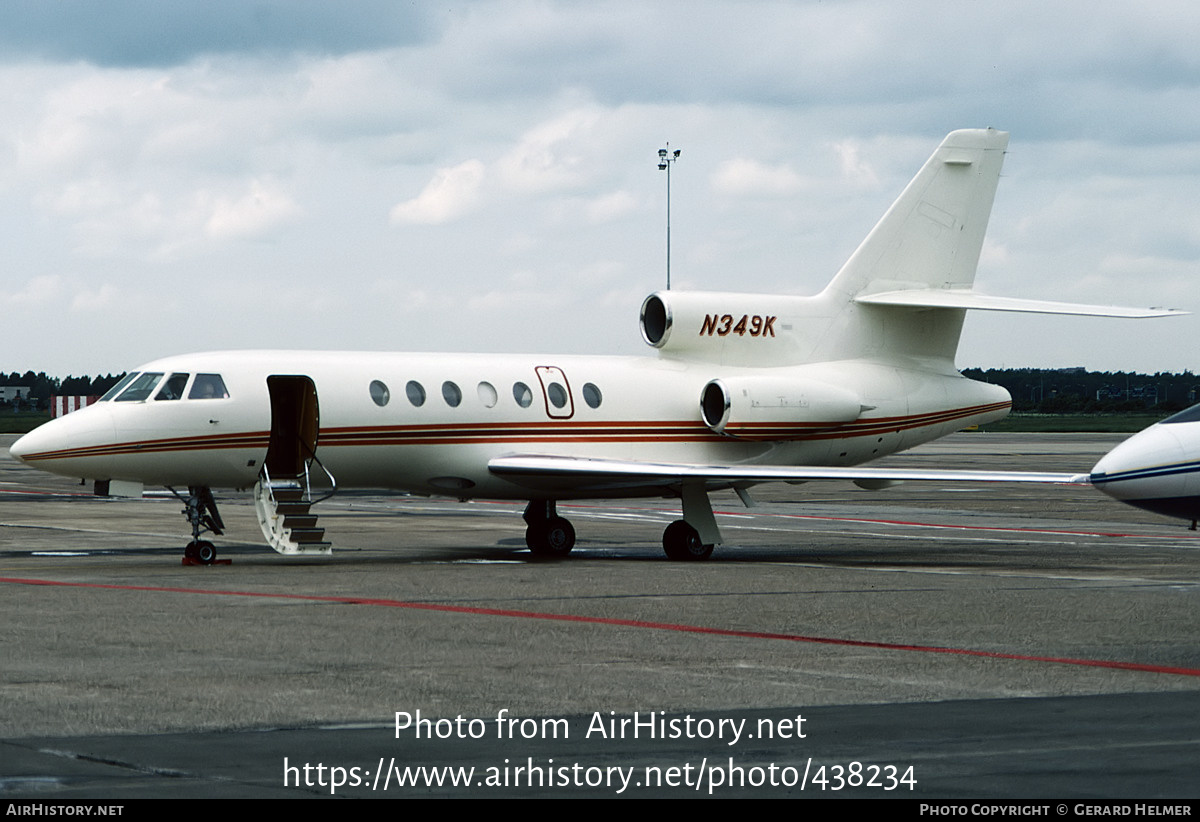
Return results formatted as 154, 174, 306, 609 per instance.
826, 128, 1008, 300
815, 128, 1008, 363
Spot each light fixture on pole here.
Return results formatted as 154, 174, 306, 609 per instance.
657, 144, 680, 289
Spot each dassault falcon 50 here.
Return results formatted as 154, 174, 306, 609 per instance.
10, 129, 1180, 564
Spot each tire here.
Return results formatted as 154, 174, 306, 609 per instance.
195, 541, 217, 565
526, 517, 575, 558
662, 520, 713, 561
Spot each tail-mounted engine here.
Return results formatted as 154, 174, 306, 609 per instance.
700, 376, 862, 439
640, 290, 813, 366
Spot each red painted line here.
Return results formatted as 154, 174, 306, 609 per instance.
2, 575, 1196, 678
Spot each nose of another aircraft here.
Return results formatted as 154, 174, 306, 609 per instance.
1090, 422, 1200, 519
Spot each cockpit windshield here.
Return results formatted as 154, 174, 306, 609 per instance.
99, 370, 229, 402
99, 372, 138, 401
114, 372, 164, 402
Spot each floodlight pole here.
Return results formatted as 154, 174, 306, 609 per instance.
658, 144, 680, 289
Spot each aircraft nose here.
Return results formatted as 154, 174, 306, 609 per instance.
1090, 423, 1200, 519
7, 404, 115, 476
10, 426, 45, 464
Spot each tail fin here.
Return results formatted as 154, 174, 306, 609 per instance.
815, 128, 1008, 363
638, 129, 1010, 367
826, 128, 1008, 300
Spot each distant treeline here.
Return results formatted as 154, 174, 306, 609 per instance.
962, 367, 1198, 414
0, 372, 127, 406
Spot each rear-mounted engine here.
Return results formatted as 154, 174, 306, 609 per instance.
700, 376, 861, 438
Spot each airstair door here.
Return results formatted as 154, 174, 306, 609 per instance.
265, 375, 320, 477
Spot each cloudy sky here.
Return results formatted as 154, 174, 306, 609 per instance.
2, 0, 1198, 377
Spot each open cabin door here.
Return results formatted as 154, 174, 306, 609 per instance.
265, 375, 320, 476
254, 375, 334, 556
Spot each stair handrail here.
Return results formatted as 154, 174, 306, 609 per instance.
258, 442, 336, 506
299, 438, 338, 504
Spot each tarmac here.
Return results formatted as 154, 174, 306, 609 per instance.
1, 432, 1198, 798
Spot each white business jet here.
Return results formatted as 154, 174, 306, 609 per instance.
10, 129, 1179, 564
1090, 405, 1200, 526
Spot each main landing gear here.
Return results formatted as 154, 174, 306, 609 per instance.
521, 482, 722, 561
523, 500, 576, 558
662, 520, 714, 561
171, 486, 229, 566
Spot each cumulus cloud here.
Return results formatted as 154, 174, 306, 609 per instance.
496, 108, 601, 194
711, 158, 806, 197
204, 179, 302, 240
1, 274, 64, 307
390, 159, 486, 225
585, 190, 638, 223
830, 140, 880, 187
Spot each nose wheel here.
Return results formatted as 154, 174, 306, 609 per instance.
184, 540, 218, 565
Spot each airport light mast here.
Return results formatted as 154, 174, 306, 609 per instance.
658, 144, 680, 289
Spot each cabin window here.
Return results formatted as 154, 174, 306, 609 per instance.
154, 373, 189, 401
513, 381, 533, 408
369, 380, 390, 407
547, 382, 568, 409
582, 382, 603, 408
477, 381, 498, 408
115, 372, 164, 402
188, 374, 229, 399
100, 372, 138, 401
442, 381, 462, 407
406, 380, 426, 406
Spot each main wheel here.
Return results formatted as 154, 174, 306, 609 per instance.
526, 516, 575, 558
662, 520, 713, 561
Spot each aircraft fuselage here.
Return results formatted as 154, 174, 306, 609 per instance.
12, 349, 1010, 499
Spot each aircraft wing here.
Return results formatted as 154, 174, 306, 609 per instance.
488, 454, 1089, 493
855, 289, 1185, 318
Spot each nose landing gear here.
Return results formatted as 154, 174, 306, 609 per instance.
172, 486, 231, 566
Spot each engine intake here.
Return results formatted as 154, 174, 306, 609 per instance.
700, 376, 861, 438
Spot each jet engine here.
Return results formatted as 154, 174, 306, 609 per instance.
640, 290, 812, 365
700, 376, 862, 438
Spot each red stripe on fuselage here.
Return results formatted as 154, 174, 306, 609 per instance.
18, 402, 1010, 462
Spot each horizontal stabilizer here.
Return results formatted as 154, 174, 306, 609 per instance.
490, 454, 1088, 492
855, 289, 1185, 318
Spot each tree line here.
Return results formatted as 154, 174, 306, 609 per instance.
0, 372, 127, 407
961, 368, 1198, 414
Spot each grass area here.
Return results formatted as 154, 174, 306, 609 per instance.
0, 412, 51, 434
976, 413, 1164, 433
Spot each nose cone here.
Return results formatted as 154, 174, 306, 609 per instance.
9, 404, 115, 478
10, 421, 56, 464
1090, 423, 1200, 520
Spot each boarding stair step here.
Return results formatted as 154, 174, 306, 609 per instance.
289, 527, 328, 545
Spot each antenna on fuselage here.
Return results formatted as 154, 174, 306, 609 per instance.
657, 143, 680, 290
